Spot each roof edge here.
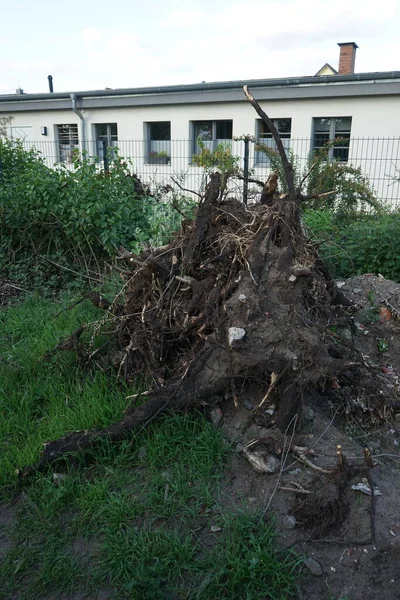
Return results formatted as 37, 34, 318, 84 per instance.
1, 70, 400, 103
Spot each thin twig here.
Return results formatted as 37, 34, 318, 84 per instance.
262, 414, 298, 518
171, 177, 201, 198
43, 258, 102, 282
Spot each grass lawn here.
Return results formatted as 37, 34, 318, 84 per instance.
0, 294, 302, 599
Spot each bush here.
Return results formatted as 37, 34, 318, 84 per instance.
304, 210, 400, 281
255, 140, 381, 214
0, 140, 194, 291
0, 140, 149, 259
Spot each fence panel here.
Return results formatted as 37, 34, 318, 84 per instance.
15, 137, 400, 207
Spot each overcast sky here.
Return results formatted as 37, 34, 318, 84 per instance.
1, 0, 400, 95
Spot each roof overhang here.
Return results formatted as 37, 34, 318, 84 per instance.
1, 72, 400, 113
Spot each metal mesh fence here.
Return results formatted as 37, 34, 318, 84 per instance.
16, 137, 400, 207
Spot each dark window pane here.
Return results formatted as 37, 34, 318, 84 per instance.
277, 119, 291, 134
194, 121, 212, 141
96, 124, 108, 137
313, 133, 330, 146
110, 123, 118, 136
257, 118, 291, 138
216, 120, 232, 139
333, 147, 349, 161
149, 122, 171, 141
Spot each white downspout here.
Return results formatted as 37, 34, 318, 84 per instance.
70, 93, 86, 153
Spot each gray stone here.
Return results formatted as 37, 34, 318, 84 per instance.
208, 407, 223, 428
303, 405, 315, 422
242, 398, 254, 411
283, 515, 296, 530
304, 557, 323, 576
228, 327, 246, 347
353, 288, 363, 294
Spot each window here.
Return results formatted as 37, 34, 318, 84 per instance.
56, 124, 79, 163
146, 122, 171, 163
192, 120, 233, 155
255, 118, 291, 164
95, 123, 118, 160
312, 117, 352, 162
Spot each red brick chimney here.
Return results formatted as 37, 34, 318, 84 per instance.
338, 42, 358, 75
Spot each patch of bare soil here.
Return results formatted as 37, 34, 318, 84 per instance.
211, 274, 400, 600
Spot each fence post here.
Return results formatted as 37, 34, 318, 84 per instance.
102, 139, 109, 172
243, 137, 249, 204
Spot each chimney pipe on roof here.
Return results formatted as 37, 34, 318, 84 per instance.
48, 75, 54, 93
338, 42, 358, 75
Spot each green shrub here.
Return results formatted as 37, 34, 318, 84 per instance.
0, 140, 149, 258
304, 209, 400, 281
0, 140, 194, 291
255, 140, 381, 214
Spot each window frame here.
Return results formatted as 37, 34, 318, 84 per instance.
146, 121, 171, 164
191, 119, 233, 157
254, 118, 292, 165
55, 124, 79, 164
94, 123, 118, 161
312, 117, 352, 163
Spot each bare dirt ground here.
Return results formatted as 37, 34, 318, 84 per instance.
214, 274, 400, 600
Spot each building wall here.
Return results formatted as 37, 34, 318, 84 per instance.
4, 93, 400, 203
6, 94, 400, 142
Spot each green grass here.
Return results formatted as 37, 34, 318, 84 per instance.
0, 292, 132, 491
0, 293, 302, 599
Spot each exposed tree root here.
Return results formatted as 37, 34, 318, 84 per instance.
19, 88, 398, 479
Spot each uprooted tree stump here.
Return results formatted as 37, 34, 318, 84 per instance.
19, 87, 396, 478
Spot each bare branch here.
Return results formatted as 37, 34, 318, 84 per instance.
171, 176, 201, 198
243, 85, 296, 197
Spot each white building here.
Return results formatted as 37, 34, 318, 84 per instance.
1, 43, 400, 203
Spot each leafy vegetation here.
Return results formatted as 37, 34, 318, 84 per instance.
193, 138, 240, 175
0, 139, 194, 293
304, 209, 400, 281
0, 293, 301, 600
256, 140, 382, 214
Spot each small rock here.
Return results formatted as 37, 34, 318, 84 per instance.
283, 515, 296, 530
236, 442, 244, 453
242, 448, 280, 474
210, 525, 222, 533
242, 398, 254, 411
304, 557, 323, 576
238, 294, 247, 303
208, 407, 223, 428
303, 405, 315, 422
228, 327, 246, 347
353, 288, 363, 294
248, 497, 257, 503
288, 468, 302, 475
